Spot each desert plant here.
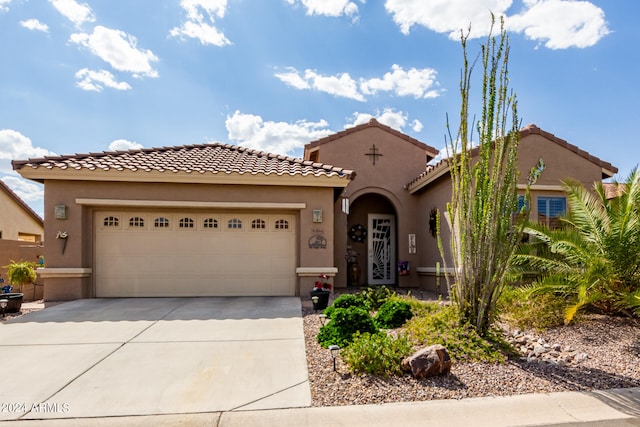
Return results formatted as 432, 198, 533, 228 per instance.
511, 168, 640, 323
317, 306, 378, 348
438, 16, 525, 336
374, 299, 413, 329
497, 285, 566, 331
341, 331, 413, 376
360, 285, 394, 310
4, 260, 37, 292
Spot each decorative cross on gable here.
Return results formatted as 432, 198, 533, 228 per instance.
365, 144, 383, 165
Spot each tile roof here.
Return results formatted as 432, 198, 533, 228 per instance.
406, 124, 618, 192
12, 143, 354, 182
0, 180, 43, 226
305, 118, 439, 159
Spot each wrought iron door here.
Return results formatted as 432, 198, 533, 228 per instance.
367, 214, 396, 285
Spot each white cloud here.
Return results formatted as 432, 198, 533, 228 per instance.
109, 139, 143, 151
360, 64, 441, 99
385, 0, 609, 49
75, 68, 132, 92
170, 0, 231, 46
70, 26, 159, 78
275, 65, 442, 101
507, 0, 610, 49
0, 0, 10, 13
20, 19, 49, 33
385, 0, 509, 39
347, 108, 417, 133
225, 110, 333, 155
49, 0, 95, 27
0, 130, 54, 174
287, 0, 361, 21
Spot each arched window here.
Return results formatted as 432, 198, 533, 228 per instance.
228, 218, 242, 229
275, 219, 289, 230
179, 217, 195, 228
251, 219, 266, 229
154, 217, 170, 228
103, 216, 119, 227
129, 217, 145, 228
203, 218, 218, 229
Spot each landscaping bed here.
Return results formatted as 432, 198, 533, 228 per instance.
303, 293, 640, 407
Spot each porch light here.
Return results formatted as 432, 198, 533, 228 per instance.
0, 299, 7, 318
329, 345, 340, 371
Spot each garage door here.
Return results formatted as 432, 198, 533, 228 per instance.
95, 211, 297, 297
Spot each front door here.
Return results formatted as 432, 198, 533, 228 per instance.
367, 213, 396, 285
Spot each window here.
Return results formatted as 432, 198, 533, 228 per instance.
537, 196, 566, 228
203, 218, 218, 229
154, 217, 170, 228
275, 219, 289, 230
129, 217, 145, 228
251, 219, 266, 229
179, 217, 195, 228
103, 216, 119, 227
228, 218, 242, 229
308, 150, 319, 163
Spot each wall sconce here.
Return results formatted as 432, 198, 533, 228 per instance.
312, 209, 323, 223
55, 205, 68, 220
329, 345, 340, 371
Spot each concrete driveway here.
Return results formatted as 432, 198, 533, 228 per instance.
0, 297, 310, 421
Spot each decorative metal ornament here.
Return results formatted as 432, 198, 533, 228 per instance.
349, 224, 367, 243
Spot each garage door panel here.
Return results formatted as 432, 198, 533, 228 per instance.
96, 211, 296, 297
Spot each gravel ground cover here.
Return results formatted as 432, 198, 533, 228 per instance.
303, 291, 640, 407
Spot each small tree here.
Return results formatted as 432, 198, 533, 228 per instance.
4, 260, 37, 292
439, 16, 524, 335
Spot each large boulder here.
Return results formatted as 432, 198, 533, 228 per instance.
401, 344, 452, 379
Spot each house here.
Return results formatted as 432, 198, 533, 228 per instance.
12, 121, 616, 300
0, 180, 43, 243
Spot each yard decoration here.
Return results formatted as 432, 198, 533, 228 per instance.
310, 274, 332, 310
4, 260, 37, 293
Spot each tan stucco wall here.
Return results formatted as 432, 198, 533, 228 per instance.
307, 126, 432, 288
413, 132, 614, 292
42, 180, 338, 300
0, 190, 43, 242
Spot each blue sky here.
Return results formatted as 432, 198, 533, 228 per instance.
0, 0, 635, 218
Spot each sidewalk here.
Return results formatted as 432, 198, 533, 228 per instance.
2, 387, 639, 426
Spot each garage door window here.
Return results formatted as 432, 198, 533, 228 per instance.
179, 217, 195, 229
228, 218, 242, 229
203, 218, 218, 229
275, 219, 289, 230
129, 217, 145, 228
251, 219, 266, 229
103, 216, 119, 227
154, 217, 170, 228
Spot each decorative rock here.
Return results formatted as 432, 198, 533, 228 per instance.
401, 344, 452, 379
533, 344, 549, 356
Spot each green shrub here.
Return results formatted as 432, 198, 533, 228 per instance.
317, 306, 378, 348
497, 285, 567, 331
323, 293, 367, 318
360, 285, 394, 310
374, 300, 413, 328
341, 332, 413, 376
404, 302, 508, 363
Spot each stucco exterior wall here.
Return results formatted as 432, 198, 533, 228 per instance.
41, 180, 337, 300
306, 126, 433, 288
0, 190, 43, 242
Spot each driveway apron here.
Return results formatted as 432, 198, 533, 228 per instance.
0, 297, 310, 421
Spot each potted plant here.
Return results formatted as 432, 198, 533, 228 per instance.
2, 260, 36, 313
310, 274, 332, 310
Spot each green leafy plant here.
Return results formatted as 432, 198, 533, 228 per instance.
404, 302, 508, 363
497, 285, 566, 331
341, 332, 413, 376
4, 260, 37, 293
317, 306, 378, 348
374, 299, 413, 329
511, 168, 640, 323
360, 285, 394, 310
323, 293, 367, 318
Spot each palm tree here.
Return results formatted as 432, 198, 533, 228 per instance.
511, 168, 640, 323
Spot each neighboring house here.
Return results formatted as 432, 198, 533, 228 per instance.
12, 120, 617, 300
0, 180, 43, 242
